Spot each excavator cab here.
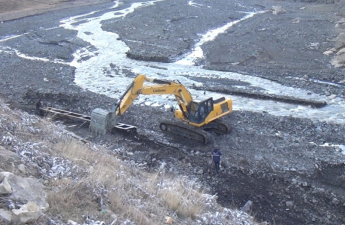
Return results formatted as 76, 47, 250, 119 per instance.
188, 98, 214, 124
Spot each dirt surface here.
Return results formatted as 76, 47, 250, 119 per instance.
0, 0, 112, 21
1, 0, 345, 225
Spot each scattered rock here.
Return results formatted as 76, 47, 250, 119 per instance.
331, 198, 339, 206
323, 49, 334, 55
291, 18, 300, 24
12, 201, 41, 225
0, 176, 12, 194
18, 164, 26, 174
0, 209, 12, 224
165, 216, 173, 224
331, 52, 345, 67
0, 146, 21, 172
285, 201, 294, 208
333, 33, 345, 50
67, 220, 79, 225
271, 6, 287, 15
196, 169, 203, 175
241, 200, 253, 212
3, 172, 49, 211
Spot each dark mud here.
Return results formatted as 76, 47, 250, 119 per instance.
0, 0, 345, 224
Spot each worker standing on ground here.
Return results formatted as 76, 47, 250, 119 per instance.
211, 146, 222, 173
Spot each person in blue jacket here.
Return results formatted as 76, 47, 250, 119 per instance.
211, 146, 222, 173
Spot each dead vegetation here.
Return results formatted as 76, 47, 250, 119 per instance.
47, 138, 214, 224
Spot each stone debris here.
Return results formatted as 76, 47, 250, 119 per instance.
241, 200, 253, 213
285, 201, 294, 208
165, 216, 173, 224
12, 201, 41, 224
271, 6, 287, 15
0, 209, 12, 224
0, 176, 12, 194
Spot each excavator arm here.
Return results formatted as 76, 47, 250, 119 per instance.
115, 74, 192, 118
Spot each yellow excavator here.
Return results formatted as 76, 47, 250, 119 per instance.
89, 74, 233, 144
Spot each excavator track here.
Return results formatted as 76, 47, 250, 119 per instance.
159, 120, 213, 145
202, 118, 232, 135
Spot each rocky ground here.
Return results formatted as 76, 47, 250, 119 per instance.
0, 0, 345, 225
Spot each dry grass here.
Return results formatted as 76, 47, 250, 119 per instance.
156, 178, 205, 219
45, 137, 209, 224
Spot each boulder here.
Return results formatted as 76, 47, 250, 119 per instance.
0, 209, 12, 225
241, 200, 253, 212
0, 146, 21, 172
0, 177, 12, 194
271, 6, 287, 15
165, 216, 173, 224
333, 33, 345, 50
1, 172, 49, 211
12, 201, 41, 224
331, 50, 345, 67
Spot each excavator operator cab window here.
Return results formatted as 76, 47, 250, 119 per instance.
188, 98, 213, 123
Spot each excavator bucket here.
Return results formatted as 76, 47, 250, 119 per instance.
89, 108, 119, 135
